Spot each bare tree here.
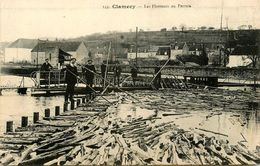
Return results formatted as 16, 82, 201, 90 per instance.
172, 26, 177, 31
247, 54, 259, 68
179, 24, 186, 31
245, 45, 259, 68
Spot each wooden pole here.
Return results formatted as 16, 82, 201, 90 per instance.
44, 108, 50, 117
6, 121, 13, 133
71, 101, 75, 110
55, 106, 60, 116
135, 27, 138, 66
103, 42, 111, 88
21, 116, 28, 127
33, 112, 39, 123
64, 103, 68, 112
82, 97, 86, 103
77, 99, 81, 107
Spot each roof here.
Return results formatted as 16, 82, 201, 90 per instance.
157, 46, 171, 55
59, 49, 72, 57
231, 45, 257, 55
171, 43, 186, 49
31, 41, 83, 52
7, 38, 38, 49
149, 45, 170, 52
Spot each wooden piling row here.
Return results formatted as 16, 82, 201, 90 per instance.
5, 95, 87, 134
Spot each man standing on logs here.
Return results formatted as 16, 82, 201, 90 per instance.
113, 61, 122, 87
154, 64, 161, 89
131, 64, 138, 86
83, 59, 96, 93
63, 58, 79, 103
101, 61, 107, 86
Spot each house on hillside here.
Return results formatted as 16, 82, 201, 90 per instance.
181, 42, 203, 56
227, 45, 255, 67
171, 43, 187, 60
4, 38, 38, 63
31, 41, 90, 67
39, 47, 72, 67
127, 46, 158, 60
156, 46, 171, 60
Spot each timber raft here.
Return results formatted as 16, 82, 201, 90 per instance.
0, 89, 260, 165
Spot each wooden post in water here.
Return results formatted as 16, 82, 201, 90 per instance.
82, 97, 86, 103
64, 103, 68, 112
90, 93, 94, 100
77, 99, 81, 107
33, 112, 39, 123
71, 101, 75, 110
6, 121, 13, 133
55, 106, 60, 116
21, 116, 28, 127
45, 108, 50, 117
86, 94, 90, 102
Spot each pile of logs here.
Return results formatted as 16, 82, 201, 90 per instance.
0, 89, 259, 165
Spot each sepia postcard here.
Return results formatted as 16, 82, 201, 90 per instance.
0, 0, 259, 165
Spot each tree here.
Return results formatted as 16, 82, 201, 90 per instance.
248, 54, 259, 68
172, 26, 177, 31
179, 24, 186, 31
200, 26, 207, 30
160, 28, 167, 32
246, 45, 259, 68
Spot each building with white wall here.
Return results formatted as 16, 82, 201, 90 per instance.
4, 39, 37, 63
31, 41, 89, 67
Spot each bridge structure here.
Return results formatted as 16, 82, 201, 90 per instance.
136, 66, 260, 86
0, 65, 259, 96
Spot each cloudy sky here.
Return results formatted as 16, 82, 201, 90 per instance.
0, 0, 259, 42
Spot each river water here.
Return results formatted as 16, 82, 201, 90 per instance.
0, 75, 259, 150
0, 75, 64, 133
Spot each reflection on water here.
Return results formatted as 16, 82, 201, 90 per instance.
0, 75, 65, 133
0, 93, 64, 134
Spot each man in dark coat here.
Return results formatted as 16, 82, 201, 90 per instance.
101, 61, 107, 86
40, 58, 53, 71
62, 58, 79, 103
154, 64, 161, 89
113, 62, 122, 86
40, 59, 53, 86
83, 59, 96, 87
131, 65, 138, 86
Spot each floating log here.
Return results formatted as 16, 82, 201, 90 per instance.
17, 143, 37, 163
232, 145, 260, 163
162, 113, 186, 116
195, 127, 228, 137
0, 139, 35, 145
205, 145, 233, 165
19, 146, 73, 166
0, 154, 14, 166
0, 144, 24, 151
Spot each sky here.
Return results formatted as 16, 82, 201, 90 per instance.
0, 0, 260, 42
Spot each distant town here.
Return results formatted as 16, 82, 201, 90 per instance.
0, 27, 259, 69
